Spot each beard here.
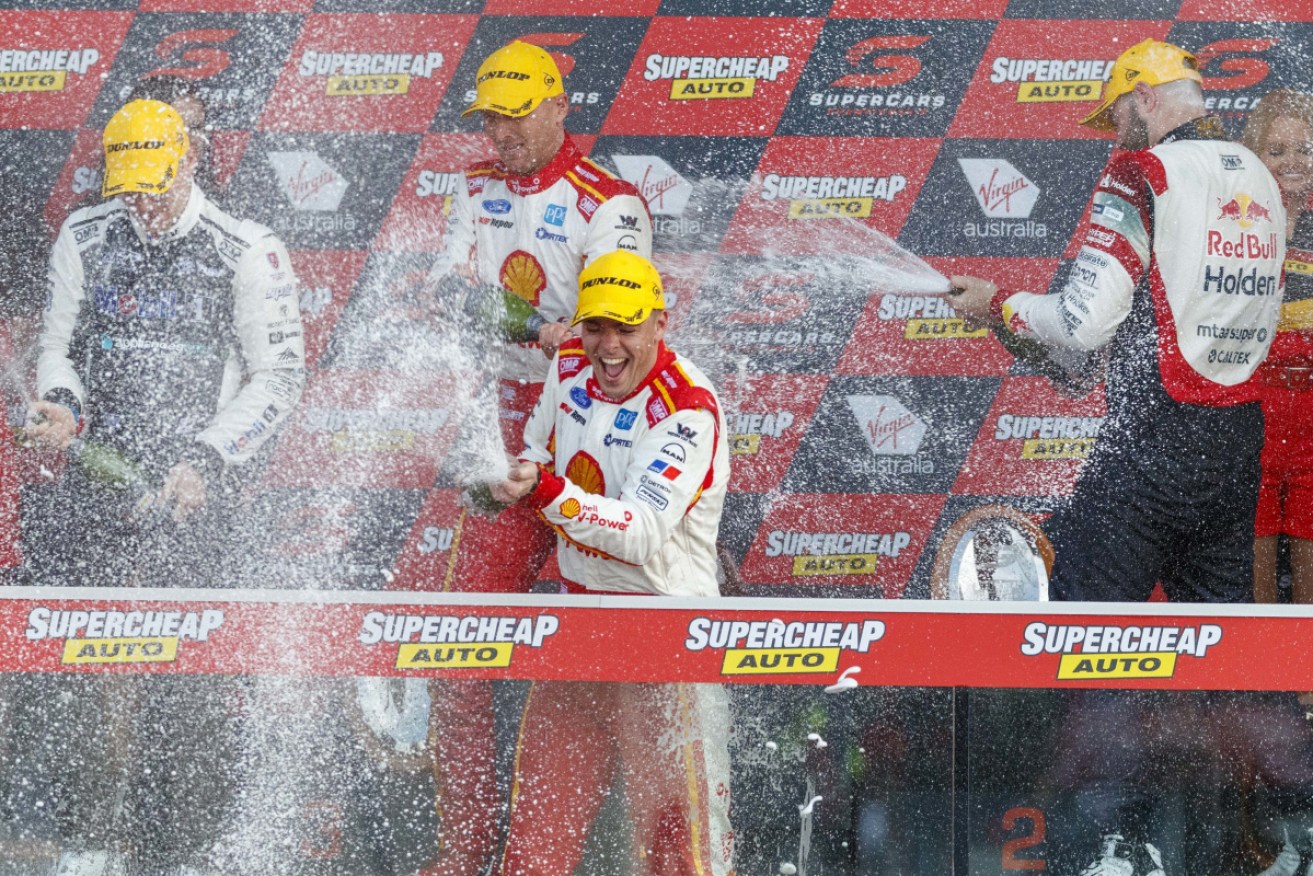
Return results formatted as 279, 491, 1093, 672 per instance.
1117, 102, 1151, 151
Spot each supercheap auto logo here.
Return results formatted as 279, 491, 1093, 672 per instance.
298, 50, 444, 97
989, 56, 1112, 103
644, 53, 790, 100
730, 410, 796, 456
26, 607, 225, 666
1021, 622, 1223, 680
0, 47, 99, 92
302, 406, 450, 453
993, 414, 1103, 460
877, 294, 988, 341
764, 529, 912, 578
686, 617, 885, 676
760, 171, 907, 220
359, 612, 560, 670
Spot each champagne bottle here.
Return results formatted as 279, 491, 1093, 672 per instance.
13, 416, 161, 520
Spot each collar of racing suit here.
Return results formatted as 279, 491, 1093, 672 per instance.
122, 183, 206, 246
585, 341, 677, 404
1157, 114, 1228, 146
497, 135, 583, 196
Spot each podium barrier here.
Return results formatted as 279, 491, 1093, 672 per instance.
1, 590, 1310, 876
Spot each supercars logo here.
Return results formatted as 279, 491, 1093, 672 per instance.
1021, 621, 1222, 680
26, 607, 225, 666
0, 47, 100, 92
268, 152, 349, 212
299, 50, 444, 96
989, 57, 1111, 103
686, 617, 885, 676
877, 294, 987, 340
359, 612, 559, 670
994, 414, 1103, 460
760, 173, 907, 220
809, 36, 948, 115
302, 407, 449, 453
764, 529, 911, 577
644, 53, 789, 100
730, 410, 795, 456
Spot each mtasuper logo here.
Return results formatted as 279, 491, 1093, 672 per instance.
877, 294, 988, 341
300, 50, 443, 96
26, 607, 225, 666
994, 414, 1104, 460
730, 411, 795, 456
358, 612, 560, 670
644, 53, 789, 100
0, 47, 99, 92
686, 617, 885, 675
765, 529, 911, 577
1021, 622, 1222, 680
760, 173, 907, 220
302, 407, 450, 453
989, 57, 1112, 103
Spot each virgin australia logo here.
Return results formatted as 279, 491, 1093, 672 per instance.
846, 395, 927, 457
268, 151, 349, 211
958, 158, 1039, 219
612, 154, 693, 216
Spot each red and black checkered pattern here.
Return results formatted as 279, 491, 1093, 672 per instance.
3, 1, 1310, 595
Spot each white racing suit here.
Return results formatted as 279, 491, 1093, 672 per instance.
497, 339, 734, 876
414, 138, 653, 876
988, 117, 1283, 602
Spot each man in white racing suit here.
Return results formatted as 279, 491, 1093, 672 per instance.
408, 40, 652, 876
951, 40, 1292, 876
951, 39, 1283, 603
490, 250, 733, 876
17, 98, 305, 876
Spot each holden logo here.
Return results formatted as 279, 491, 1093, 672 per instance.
612, 154, 693, 217
958, 158, 1038, 219
267, 151, 349, 211
846, 395, 927, 457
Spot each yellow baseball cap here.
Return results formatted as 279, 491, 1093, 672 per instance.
102, 99, 190, 197
462, 40, 565, 118
1081, 39, 1203, 132
572, 251, 665, 326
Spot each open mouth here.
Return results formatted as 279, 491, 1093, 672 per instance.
599, 357, 627, 383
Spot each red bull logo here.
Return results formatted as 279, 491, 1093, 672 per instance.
1217, 194, 1272, 229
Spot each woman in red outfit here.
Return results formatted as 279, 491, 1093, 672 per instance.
1243, 89, 1313, 602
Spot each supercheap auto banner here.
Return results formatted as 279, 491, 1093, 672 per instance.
2, 1, 1311, 595
2, 589, 1312, 691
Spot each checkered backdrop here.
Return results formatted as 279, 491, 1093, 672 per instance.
1, 0, 1309, 596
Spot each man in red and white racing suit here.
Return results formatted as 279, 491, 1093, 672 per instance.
429, 39, 653, 594
412, 40, 652, 876
490, 250, 734, 876
952, 39, 1283, 603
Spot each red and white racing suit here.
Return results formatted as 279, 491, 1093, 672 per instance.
427, 134, 653, 592
498, 338, 734, 876
988, 117, 1284, 601
416, 139, 652, 876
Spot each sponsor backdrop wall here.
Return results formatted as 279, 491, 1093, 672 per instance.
1, 0, 1308, 596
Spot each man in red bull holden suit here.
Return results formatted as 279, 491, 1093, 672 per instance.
406, 40, 653, 876
951, 40, 1293, 876
488, 249, 734, 876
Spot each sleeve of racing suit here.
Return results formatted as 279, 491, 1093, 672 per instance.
582, 193, 653, 264
993, 154, 1152, 352
518, 363, 558, 468
528, 407, 718, 571
194, 232, 305, 465
36, 217, 88, 408
425, 182, 478, 285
